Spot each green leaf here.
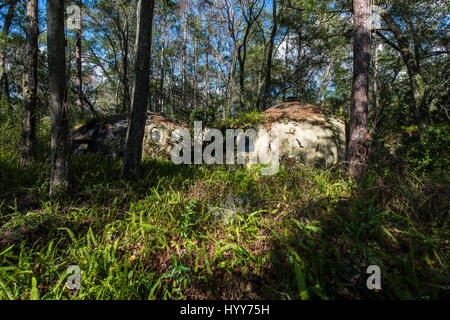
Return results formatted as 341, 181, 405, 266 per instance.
30, 277, 40, 300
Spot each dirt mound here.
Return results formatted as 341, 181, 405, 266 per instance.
145, 112, 188, 128
263, 101, 336, 125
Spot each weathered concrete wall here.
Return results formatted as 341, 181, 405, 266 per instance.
255, 118, 346, 168
266, 103, 345, 167
72, 102, 346, 169
236, 102, 346, 168
71, 113, 187, 160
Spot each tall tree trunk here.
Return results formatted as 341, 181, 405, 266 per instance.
225, 46, 238, 119
283, 29, 289, 101
255, 35, 269, 111
115, 78, 120, 110
193, 35, 198, 111
159, 5, 167, 114
237, 23, 251, 111
379, 10, 428, 129
181, 0, 188, 111
47, 0, 70, 195
204, 30, 210, 119
122, 21, 130, 113
169, 63, 175, 115
21, 0, 39, 167
75, 0, 83, 115
261, 0, 277, 111
371, 35, 378, 122
236, 0, 264, 111
0, 0, 18, 103
296, 33, 302, 98
348, 0, 370, 178
237, 38, 248, 111
122, 0, 155, 180
320, 57, 335, 107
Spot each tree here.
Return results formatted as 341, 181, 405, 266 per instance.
83, 0, 136, 113
348, 0, 370, 178
203, 4, 212, 118
158, 0, 169, 114
377, 2, 437, 129
237, 0, 265, 111
75, 0, 83, 115
261, 0, 278, 110
118, 2, 131, 113
21, 0, 38, 167
47, 0, 70, 195
122, 0, 155, 180
0, 0, 18, 104
181, 0, 188, 111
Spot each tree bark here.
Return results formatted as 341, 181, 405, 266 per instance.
47, 0, 70, 195
21, 0, 39, 167
122, 0, 155, 180
193, 34, 198, 112
204, 41, 210, 118
237, 0, 264, 111
371, 35, 378, 123
379, 10, 428, 129
348, 0, 370, 179
237, 30, 249, 111
181, 0, 188, 111
158, 4, 168, 114
283, 29, 289, 102
0, 0, 18, 103
225, 46, 238, 119
295, 33, 302, 98
320, 57, 335, 108
204, 27, 210, 120
122, 20, 130, 113
75, 0, 83, 115
261, 0, 278, 111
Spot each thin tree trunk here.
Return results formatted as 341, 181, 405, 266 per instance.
225, 46, 238, 118
283, 29, 289, 101
115, 78, 120, 110
348, 0, 370, 178
320, 57, 335, 107
372, 35, 378, 120
379, 10, 428, 129
159, 6, 167, 114
122, 21, 130, 113
236, 0, 264, 112
181, 0, 188, 111
203, 9, 211, 119
255, 35, 269, 111
237, 37, 248, 111
75, 0, 83, 115
169, 63, 174, 115
262, 0, 277, 111
193, 35, 198, 111
296, 33, 302, 98
47, 0, 70, 195
21, 0, 39, 167
122, 0, 155, 180
0, 0, 18, 103
204, 30, 210, 119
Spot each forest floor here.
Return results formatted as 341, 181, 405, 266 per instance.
0, 115, 448, 300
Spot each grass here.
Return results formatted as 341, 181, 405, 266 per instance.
0, 153, 448, 300
0, 113, 448, 300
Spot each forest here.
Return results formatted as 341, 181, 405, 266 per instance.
0, 0, 448, 300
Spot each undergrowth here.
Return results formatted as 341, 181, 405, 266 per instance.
0, 113, 448, 300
